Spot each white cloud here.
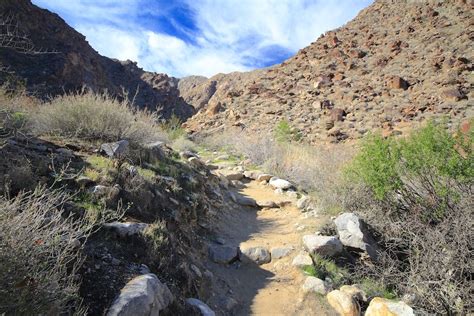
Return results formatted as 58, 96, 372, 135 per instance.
31, 0, 372, 77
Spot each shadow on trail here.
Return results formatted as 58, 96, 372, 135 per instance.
205, 180, 283, 316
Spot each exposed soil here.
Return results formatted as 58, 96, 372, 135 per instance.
204, 167, 334, 315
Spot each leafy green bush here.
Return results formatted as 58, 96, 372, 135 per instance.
348, 121, 473, 222
274, 119, 302, 143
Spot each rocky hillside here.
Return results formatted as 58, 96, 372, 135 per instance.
183, 0, 473, 143
0, 0, 194, 120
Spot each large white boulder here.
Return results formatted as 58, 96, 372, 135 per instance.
334, 213, 378, 259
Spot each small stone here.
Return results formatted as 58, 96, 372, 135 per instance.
303, 235, 343, 257
208, 245, 239, 264
244, 170, 262, 180
340, 285, 367, 302
296, 196, 310, 209
100, 140, 129, 158
291, 252, 313, 268
365, 297, 414, 316
387, 76, 409, 90
256, 200, 278, 208
269, 177, 293, 190
302, 276, 330, 294
103, 222, 148, 238
186, 298, 216, 316
241, 246, 271, 265
257, 174, 273, 182
326, 290, 359, 316
271, 247, 293, 259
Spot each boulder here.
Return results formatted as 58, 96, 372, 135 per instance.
365, 297, 414, 316
186, 298, 216, 316
271, 247, 293, 259
107, 274, 173, 316
303, 235, 343, 257
302, 277, 330, 294
100, 140, 129, 158
291, 252, 313, 267
269, 177, 293, 190
103, 222, 148, 238
326, 290, 359, 316
241, 247, 271, 265
334, 213, 378, 259
208, 245, 239, 264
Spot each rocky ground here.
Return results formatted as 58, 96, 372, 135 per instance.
182, 0, 473, 144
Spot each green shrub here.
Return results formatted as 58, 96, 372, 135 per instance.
161, 114, 185, 141
274, 119, 302, 143
348, 121, 473, 222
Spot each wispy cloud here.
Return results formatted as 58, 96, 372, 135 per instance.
32, 0, 372, 78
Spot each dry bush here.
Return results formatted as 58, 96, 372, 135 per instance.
0, 86, 37, 141
201, 129, 354, 208
0, 186, 93, 314
33, 90, 168, 145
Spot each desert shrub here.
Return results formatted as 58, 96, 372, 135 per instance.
0, 86, 36, 141
201, 129, 354, 209
171, 135, 198, 153
161, 114, 185, 141
345, 121, 473, 314
274, 119, 302, 143
142, 221, 168, 253
0, 186, 92, 314
33, 90, 167, 145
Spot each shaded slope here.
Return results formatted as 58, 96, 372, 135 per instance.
0, 0, 194, 120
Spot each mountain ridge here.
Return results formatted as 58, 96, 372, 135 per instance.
181, 0, 473, 143
0, 0, 194, 120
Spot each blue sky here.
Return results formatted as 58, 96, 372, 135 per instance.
32, 0, 372, 78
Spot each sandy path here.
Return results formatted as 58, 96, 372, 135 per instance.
206, 176, 333, 315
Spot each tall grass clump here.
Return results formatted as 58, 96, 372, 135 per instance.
344, 121, 473, 315
0, 186, 93, 315
34, 90, 167, 145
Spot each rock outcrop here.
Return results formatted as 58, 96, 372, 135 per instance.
184, 0, 473, 143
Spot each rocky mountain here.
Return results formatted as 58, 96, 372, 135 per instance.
183, 0, 473, 143
0, 0, 194, 120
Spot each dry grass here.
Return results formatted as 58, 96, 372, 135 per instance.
33, 90, 168, 145
201, 130, 354, 210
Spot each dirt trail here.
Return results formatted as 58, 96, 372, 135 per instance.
205, 172, 333, 315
